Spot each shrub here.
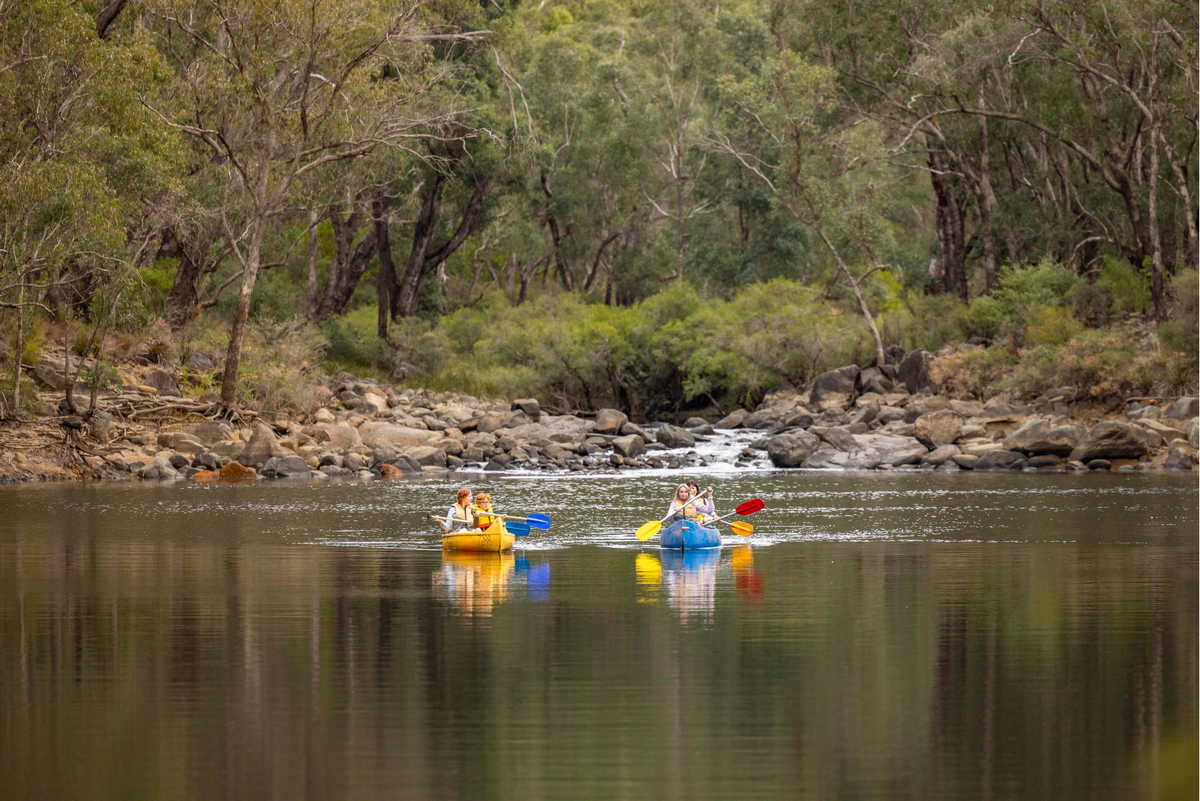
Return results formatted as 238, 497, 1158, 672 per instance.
929, 344, 1016, 399
322, 305, 391, 376
1025, 305, 1082, 347
233, 322, 326, 412
1156, 269, 1199, 394
965, 295, 1004, 340
881, 292, 969, 352
1097, 256, 1151, 314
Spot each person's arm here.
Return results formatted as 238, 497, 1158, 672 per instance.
699, 491, 716, 516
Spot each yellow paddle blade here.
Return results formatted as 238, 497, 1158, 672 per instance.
730, 521, 754, 537
635, 520, 662, 541
635, 553, 662, 585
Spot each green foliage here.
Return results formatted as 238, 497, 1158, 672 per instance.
965, 295, 1004, 340
1157, 269, 1199, 392
1025, 305, 1082, 347
1097, 256, 1151, 314
881, 292, 969, 352
322, 306, 392, 375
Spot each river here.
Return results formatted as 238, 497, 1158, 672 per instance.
1, 470, 1196, 800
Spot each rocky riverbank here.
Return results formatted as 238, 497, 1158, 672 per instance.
0, 350, 1196, 484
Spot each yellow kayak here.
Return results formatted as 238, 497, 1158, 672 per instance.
442, 519, 515, 552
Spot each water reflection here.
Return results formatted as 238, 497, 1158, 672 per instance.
432, 551, 515, 618
661, 549, 719, 624
730, 545, 764, 602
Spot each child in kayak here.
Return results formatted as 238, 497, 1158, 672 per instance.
473, 492, 496, 530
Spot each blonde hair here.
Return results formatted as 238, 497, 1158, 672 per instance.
475, 492, 492, 508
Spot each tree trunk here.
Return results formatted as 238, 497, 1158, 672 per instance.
394, 174, 490, 318
310, 201, 376, 322
1147, 121, 1166, 319
305, 206, 319, 317
220, 215, 264, 408
374, 196, 395, 339
393, 174, 444, 319
540, 172, 573, 290
928, 144, 970, 300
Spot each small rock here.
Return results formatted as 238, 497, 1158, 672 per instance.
594, 408, 629, 434
1086, 459, 1112, 471
511, 398, 541, 420
219, 461, 257, 480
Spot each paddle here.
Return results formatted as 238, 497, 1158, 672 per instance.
432, 515, 531, 537
498, 512, 551, 530
706, 497, 764, 525
635, 497, 762, 541
714, 519, 754, 537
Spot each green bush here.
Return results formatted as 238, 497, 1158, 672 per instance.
322, 305, 391, 375
881, 292, 969, 352
1025, 304, 1082, 347
1098, 256, 1151, 314
965, 295, 1004, 340
1157, 269, 1199, 393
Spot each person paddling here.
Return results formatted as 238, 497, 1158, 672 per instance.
666, 484, 698, 522
686, 480, 715, 522
436, 488, 475, 532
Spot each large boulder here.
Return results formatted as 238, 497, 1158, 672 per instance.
1163, 442, 1198, 470
898, 350, 934, 394
594, 408, 629, 434
262, 455, 311, 478
358, 422, 440, 450
922, 444, 960, 466
975, 449, 1026, 470
404, 446, 447, 467
185, 421, 236, 445
656, 424, 696, 449
314, 423, 363, 451
475, 411, 518, 433
852, 433, 929, 467
802, 446, 882, 470
855, 365, 896, 395
809, 425, 858, 452
611, 434, 645, 458
715, 409, 749, 429
1135, 418, 1189, 444
1070, 421, 1150, 462
145, 369, 181, 396
766, 431, 822, 467
241, 422, 290, 467
742, 407, 788, 429
1164, 397, 1199, 420
157, 431, 206, 456
913, 410, 963, 447
360, 392, 389, 415
1004, 418, 1085, 456
511, 398, 542, 421
810, 365, 860, 410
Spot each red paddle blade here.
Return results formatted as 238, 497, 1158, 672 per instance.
734, 498, 764, 515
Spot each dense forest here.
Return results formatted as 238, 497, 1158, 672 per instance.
1, 0, 1196, 418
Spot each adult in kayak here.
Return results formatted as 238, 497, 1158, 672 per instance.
666, 484, 699, 522
437, 488, 475, 532
686, 481, 715, 522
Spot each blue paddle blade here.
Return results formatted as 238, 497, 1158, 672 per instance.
507, 520, 531, 537
525, 513, 551, 530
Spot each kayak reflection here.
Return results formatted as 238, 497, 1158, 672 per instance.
661, 548, 719, 624
432, 551, 515, 618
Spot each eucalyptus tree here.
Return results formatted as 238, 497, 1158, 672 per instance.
144, 0, 482, 406
0, 0, 180, 415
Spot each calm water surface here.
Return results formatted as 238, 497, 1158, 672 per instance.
1, 471, 1196, 801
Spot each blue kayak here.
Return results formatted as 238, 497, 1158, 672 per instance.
660, 519, 721, 550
